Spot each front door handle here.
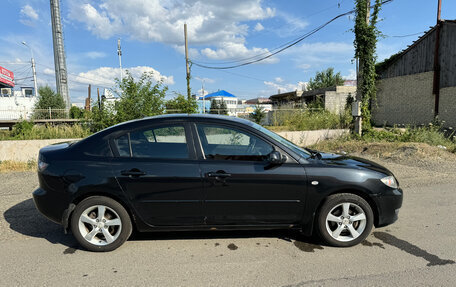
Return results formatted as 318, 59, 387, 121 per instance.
121, 169, 146, 177
206, 172, 232, 178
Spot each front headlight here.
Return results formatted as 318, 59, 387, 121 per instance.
38, 159, 48, 172
381, 176, 398, 189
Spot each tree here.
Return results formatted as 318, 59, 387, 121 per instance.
353, 0, 382, 129
219, 99, 228, 115
307, 68, 344, 91
34, 86, 65, 110
250, 105, 266, 124
33, 86, 66, 119
166, 93, 198, 114
90, 71, 168, 132
209, 99, 219, 114
69, 106, 90, 119
114, 71, 167, 123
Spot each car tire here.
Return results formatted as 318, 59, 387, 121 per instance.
316, 193, 373, 247
70, 196, 132, 252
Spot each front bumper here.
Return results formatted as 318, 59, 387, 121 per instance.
372, 188, 403, 227
33, 187, 68, 225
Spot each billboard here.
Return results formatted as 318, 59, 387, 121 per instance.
0, 66, 15, 87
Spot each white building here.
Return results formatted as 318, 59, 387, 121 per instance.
0, 87, 37, 120
200, 90, 238, 116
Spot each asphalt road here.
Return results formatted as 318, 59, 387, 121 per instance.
1, 157, 455, 286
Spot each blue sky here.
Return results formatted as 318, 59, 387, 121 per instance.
2, 0, 456, 104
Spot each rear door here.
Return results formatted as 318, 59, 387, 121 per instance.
194, 122, 307, 226
110, 122, 204, 226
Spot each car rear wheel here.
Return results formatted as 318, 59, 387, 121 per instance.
71, 196, 132, 252
316, 193, 373, 247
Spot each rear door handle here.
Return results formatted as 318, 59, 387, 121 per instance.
207, 172, 231, 178
121, 169, 146, 177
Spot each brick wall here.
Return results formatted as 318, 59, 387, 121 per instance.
439, 87, 456, 128
373, 71, 435, 126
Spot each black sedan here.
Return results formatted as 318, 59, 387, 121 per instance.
33, 114, 403, 252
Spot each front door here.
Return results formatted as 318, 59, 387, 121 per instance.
195, 123, 307, 225
110, 123, 204, 226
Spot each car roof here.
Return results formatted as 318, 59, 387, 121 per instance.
124, 113, 252, 125
89, 114, 255, 139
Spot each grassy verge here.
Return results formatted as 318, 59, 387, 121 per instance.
310, 126, 456, 158
268, 109, 352, 131
0, 122, 91, 140
0, 160, 37, 173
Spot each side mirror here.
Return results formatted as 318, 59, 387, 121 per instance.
268, 151, 286, 164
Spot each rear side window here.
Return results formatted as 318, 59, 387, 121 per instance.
114, 134, 130, 157
114, 125, 189, 159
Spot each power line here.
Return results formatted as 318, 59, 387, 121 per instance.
191, 0, 393, 70
386, 32, 424, 38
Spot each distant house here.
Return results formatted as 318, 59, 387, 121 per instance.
269, 86, 356, 115
199, 90, 238, 116
0, 66, 38, 120
245, 97, 272, 105
373, 20, 456, 127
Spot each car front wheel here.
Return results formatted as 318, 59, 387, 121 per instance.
316, 193, 373, 247
70, 196, 132, 252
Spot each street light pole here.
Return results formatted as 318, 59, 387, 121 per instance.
22, 41, 38, 98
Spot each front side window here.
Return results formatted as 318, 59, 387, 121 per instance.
115, 125, 188, 159
197, 124, 273, 161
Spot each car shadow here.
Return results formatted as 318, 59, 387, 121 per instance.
4, 199, 322, 251
3, 198, 77, 248
130, 228, 322, 248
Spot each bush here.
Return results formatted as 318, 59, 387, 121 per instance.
270, 108, 352, 131
3, 122, 91, 140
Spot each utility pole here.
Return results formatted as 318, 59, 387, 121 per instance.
201, 79, 205, 113
21, 42, 38, 98
117, 39, 123, 81
85, 84, 91, 111
50, 0, 70, 109
184, 24, 191, 100
432, 0, 442, 118
354, 0, 370, 136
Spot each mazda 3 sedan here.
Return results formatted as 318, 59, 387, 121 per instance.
33, 114, 402, 252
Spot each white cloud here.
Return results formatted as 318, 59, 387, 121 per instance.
20, 5, 39, 26
84, 51, 107, 59
201, 42, 278, 63
343, 69, 356, 80
21, 5, 38, 20
75, 66, 174, 88
254, 23, 264, 32
274, 77, 283, 83
288, 42, 355, 70
194, 76, 215, 84
263, 78, 306, 95
43, 68, 55, 75
68, 0, 276, 62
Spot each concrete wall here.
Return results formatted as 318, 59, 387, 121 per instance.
324, 86, 356, 115
0, 139, 79, 162
0, 130, 349, 162
373, 71, 435, 126
439, 87, 456, 127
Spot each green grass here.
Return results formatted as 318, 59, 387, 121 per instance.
311, 126, 456, 154
268, 109, 352, 131
0, 122, 91, 140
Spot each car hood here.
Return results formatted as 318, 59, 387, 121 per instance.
317, 152, 394, 176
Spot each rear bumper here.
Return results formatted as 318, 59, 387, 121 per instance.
33, 187, 68, 225
372, 188, 403, 227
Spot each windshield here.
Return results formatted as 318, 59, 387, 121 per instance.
246, 121, 311, 158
